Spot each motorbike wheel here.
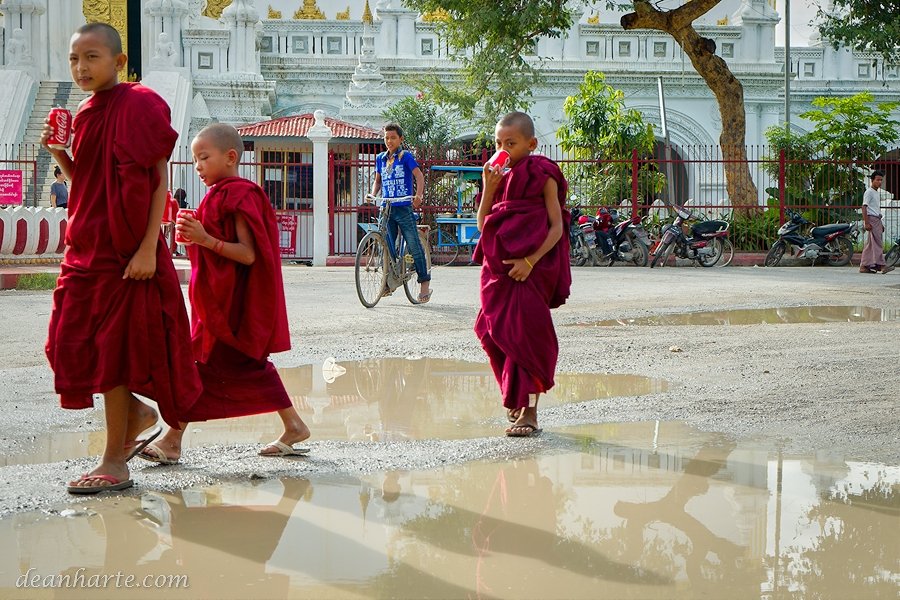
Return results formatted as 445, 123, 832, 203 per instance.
650, 240, 673, 268
886, 243, 900, 268
716, 238, 735, 267
629, 237, 650, 267
826, 236, 853, 267
570, 235, 589, 267
765, 240, 786, 267
698, 238, 724, 267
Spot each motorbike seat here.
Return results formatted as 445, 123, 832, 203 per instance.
811, 223, 851, 237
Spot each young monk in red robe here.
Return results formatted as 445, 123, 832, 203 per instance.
42, 23, 202, 493
138, 123, 310, 464
474, 112, 571, 437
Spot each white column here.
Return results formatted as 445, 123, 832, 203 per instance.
396, 11, 415, 57
307, 110, 333, 266
377, 11, 397, 57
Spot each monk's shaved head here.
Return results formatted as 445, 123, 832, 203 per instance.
497, 111, 535, 139
195, 123, 245, 158
74, 23, 123, 55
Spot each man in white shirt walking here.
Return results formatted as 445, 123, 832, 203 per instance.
860, 170, 895, 274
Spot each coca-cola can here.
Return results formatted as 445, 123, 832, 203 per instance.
175, 209, 197, 244
47, 107, 72, 150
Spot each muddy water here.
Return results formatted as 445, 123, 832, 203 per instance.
1, 359, 668, 467
584, 305, 899, 327
1, 421, 896, 599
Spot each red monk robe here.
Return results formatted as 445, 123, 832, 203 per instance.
473, 155, 571, 410
46, 83, 202, 428
182, 176, 292, 422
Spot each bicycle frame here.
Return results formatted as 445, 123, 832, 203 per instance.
358, 195, 419, 295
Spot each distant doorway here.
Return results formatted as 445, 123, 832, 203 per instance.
81, 0, 141, 79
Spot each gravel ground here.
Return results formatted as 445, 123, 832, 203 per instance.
0, 263, 897, 516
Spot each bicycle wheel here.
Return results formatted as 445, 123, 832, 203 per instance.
355, 232, 388, 308
886, 243, 900, 267
428, 226, 459, 266
402, 253, 422, 304
717, 237, 735, 267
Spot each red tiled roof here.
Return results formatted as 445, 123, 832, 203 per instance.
237, 114, 382, 140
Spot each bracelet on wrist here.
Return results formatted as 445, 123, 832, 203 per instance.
523, 256, 534, 269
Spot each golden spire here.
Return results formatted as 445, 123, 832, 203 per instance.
716, 16, 728, 25
293, 0, 325, 19
362, 0, 373, 25
421, 7, 450, 22
587, 13, 600, 24
336, 6, 350, 20
268, 4, 282, 18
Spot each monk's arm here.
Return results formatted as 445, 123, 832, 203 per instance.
503, 178, 563, 281
123, 159, 168, 280
198, 213, 256, 266
41, 118, 75, 179
477, 164, 503, 231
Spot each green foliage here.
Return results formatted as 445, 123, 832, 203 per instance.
764, 92, 900, 207
405, 0, 576, 135
15, 272, 58, 290
817, 0, 900, 63
557, 72, 664, 205
382, 94, 458, 154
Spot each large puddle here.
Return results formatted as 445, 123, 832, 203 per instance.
1, 422, 896, 599
2, 359, 668, 467
583, 305, 900, 327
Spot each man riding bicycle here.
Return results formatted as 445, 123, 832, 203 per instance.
370, 123, 432, 303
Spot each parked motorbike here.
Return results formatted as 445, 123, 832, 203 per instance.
764, 209, 857, 267
650, 205, 729, 268
594, 208, 650, 267
569, 207, 594, 267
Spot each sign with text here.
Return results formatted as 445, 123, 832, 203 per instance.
0, 170, 23, 206
276, 212, 298, 258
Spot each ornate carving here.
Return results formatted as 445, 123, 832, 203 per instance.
203, 0, 231, 19
268, 4, 281, 18
6, 28, 32, 66
336, 6, 350, 20
293, 0, 325, 20
421, 8, 449, 22
717, 16, 728, 25
82, 1, 129, 77
82, 0, 110, 23
587, 13, 599, 25
362, 0, 372, 24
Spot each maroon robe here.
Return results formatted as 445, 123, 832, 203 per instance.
183, 177, 292, 421
473, 155, 571, 410
45, 83, 201, 428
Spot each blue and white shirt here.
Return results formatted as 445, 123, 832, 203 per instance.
376, 150, 419, 206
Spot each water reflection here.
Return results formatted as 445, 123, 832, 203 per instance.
2, 359, 668, 466
583, 305, 899, 327
2, 422, 896, 599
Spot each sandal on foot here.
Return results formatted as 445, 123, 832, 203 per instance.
506, 424, 542, 438
137, 442, 181, 465
506, 408, 521, 423
67, 474, 134, 495
259, 440, 311, 457
125, 425, 162, 462
418, 289, 433, 304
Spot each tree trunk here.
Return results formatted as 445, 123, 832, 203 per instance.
622, 0, 760, 210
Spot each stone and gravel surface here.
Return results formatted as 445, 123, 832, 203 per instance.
0, 263, 897, 516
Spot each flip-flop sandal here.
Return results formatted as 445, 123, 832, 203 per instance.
507, 408, 521, 423
137, 442, 181, 465
417, 290, 433, 304
67, 474, 134, 495
506, 424, 542, 438
259, 440, 311, 457
125, 425, 163, 462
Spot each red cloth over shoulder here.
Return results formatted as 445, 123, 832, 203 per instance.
188, 177, 290, 362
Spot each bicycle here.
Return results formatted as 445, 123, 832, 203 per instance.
886, 234, 900, 268
355, 195, 431, 308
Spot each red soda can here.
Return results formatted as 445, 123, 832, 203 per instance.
47, 107, 72, 150
487, 149, 510, 173
175, 208, 197, 244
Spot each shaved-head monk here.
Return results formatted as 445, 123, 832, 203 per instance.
137, 123, 310, 465
475, 111, 571, 437
42, 23, 201, 494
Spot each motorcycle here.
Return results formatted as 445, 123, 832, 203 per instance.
650, 205, 729, 268
764, 209, 857, 267
593, 208, 650, 267
569, 207, 594, 267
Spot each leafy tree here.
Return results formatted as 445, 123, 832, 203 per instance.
407, 0, 760, 206
816, 0, 900, 63
557, 71, 664, 207
381, 93, 458, 155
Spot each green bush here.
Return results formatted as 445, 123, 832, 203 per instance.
15, 273, 58, 290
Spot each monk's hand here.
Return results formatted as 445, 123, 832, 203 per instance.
503, 258, 533, 282
39, 118, 54, 151
482, 163, 503, 195
176, 213, 206, 244
124, 247, 157, 280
